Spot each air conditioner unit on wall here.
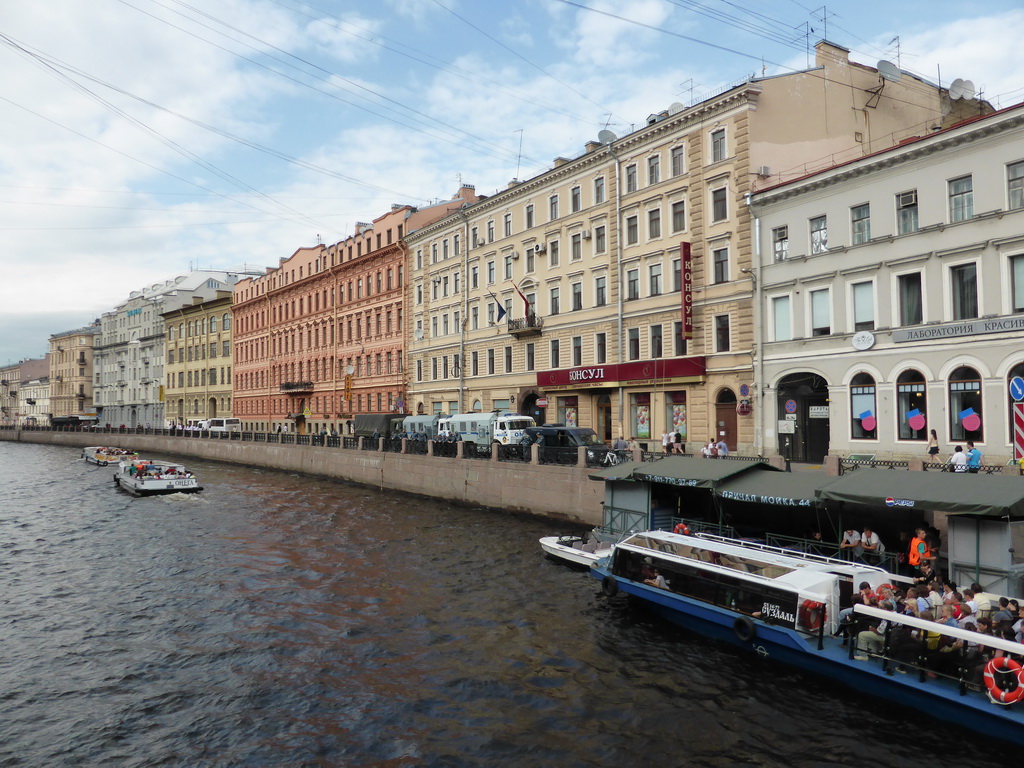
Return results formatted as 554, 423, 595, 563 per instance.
509, 251, 519, 260
534, 243, 547, 254
898, 190, 918, 207
581, 230, 592, 239
757, 166, 771, 177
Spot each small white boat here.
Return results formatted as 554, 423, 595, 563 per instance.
540, 532, 614, 567
82, 446, 135, 466
113, 458, 202, 496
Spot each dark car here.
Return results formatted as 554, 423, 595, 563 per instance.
523, 424, 605, 447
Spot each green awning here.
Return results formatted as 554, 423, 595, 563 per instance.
815, 468, 1024, 518
590, 456, 772, 488
715, 468, 838, 507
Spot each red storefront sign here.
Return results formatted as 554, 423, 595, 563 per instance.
537, 357, 706, 391
680, 241, 693, 340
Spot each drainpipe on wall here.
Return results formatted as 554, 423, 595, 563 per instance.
457, 208, 470, 414
745, 192, 765, 456
608, 143, 625, 436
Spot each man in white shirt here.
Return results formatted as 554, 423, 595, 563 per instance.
839, 528, 860, 559
859, 526, 884, 564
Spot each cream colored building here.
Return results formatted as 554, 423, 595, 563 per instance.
49, 323, 99, 426
161, 292, 234, 426
0, 362, 21, 427
405, 41, 984, 452
751, 101, 1024, 464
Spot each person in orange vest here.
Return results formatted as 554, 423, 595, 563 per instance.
907, 527, 932, 576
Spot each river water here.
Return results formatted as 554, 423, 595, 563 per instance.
0, 442, 1014, 767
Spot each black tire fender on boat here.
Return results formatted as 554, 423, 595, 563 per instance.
733, 615, 756, 642
601, 575, 619, 597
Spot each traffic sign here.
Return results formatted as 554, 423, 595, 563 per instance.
784, 399, 797, 414
1010, 376, 1024, 401
1015, 403, 1024, 460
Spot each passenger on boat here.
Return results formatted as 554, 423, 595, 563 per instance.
958, 604, 978, 630
839, 528, 860, 557
858, 526, 884, 564
854, 601, 891, 660
926, 581, 944, 611
642, 565, 667, 589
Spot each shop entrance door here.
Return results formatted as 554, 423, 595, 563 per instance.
597, 395, 612, 442
777, 373, 830, 463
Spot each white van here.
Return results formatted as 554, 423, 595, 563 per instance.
201, 417, 241, 433
446, 411, 534, 445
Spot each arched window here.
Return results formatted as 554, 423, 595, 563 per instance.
949, 366, 983, 441
896, 369, 927, 441
223, 313, 232, 330
210, 315, 218, 333
851, 372, 877, 439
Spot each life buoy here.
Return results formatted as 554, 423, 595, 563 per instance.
799, 599, 825, 631
601, 575, 619, 597
983, 657, 1024, 705
733, 615, 756, 642
673, 522, 690, 535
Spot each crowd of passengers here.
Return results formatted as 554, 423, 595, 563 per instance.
840, 577, 1024, 683
125, 462, 193, 480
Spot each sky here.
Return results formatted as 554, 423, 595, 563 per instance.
2, 0, 1022, 365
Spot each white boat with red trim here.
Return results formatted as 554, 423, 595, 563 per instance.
113, 458, 202, 496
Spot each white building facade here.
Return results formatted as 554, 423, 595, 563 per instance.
751, 103, 1024, 464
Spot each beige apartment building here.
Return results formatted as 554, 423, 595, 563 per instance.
48, 323, 99, 426
161, 292, 234, 426
405, 41, 990, 453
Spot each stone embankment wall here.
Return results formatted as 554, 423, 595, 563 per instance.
0, 430, 605, 526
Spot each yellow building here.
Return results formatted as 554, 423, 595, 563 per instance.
161, 293, 234, 427
48, 323, 99, 426
405, 41, 987, 453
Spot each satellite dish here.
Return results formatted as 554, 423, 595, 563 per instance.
877, 60, 902, 82
667, 101, 684, 115
949, 78, 966, 100
597, 129, 617, 145
414, 328, 424, 341
961, 80, 976, 99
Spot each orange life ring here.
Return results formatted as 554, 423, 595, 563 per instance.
673, 522, 690, 535
799, 599, 825, 630
983, 657, 1024, 705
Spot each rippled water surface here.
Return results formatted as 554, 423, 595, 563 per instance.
0, 442, 1016, 767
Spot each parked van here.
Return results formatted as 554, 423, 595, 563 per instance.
201, 417, 241, 432
523, 424, 605, 448
446, 411, 535, 445
353, 413, 408, 438
403, 414, 446, 440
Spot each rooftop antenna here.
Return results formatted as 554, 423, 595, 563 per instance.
811, 6, 835, 41
678, 78, 696, 106
514, 129, 523, 181
886, 36, 901, 69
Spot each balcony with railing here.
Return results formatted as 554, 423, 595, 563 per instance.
507, 313, 544, 338
280, 381, 314, 393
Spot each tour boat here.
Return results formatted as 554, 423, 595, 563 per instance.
540, 533, 614, 567
591, 529, 1024, 745
113, 458, 202, 496
82, 446, 135, 466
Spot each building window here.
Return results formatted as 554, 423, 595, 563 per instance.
549, 194, 561, 221
712, 248, 729, 284
503, 213, 512, 237
487, 261, 495, 283
571, 186, 581, 212
595, 276, 606, 306
596, 332, 607, 364
852, 281, 874, 331
851, 203, 870, 245
671, 145, 685, 176
650, 325, 663, 358
897, 190, 919, 234
772, 226, 789, 262
898, 272, 923, 325
810, 289, 830, 335
571, 281, 582, 311
672, 258, 681, 291
648, 208, 661, 239
1009, 162, 1024, 210
526, 248, 535, 273
550, 339, 560, 368
711, 128, 726, 162
897, 369, 927, 441
487, 348, 495, 375
550, 286, 560, 315
572, 336, 582, 367
851, 373, 877, 440
626, 164, 637, 193
628, 328, 640, 360
549, 240, 559, 267
1012, 255, 1024, 313
810, 216, 828, 254
526, 343, 535, 371
505, 346, 512, 373
647, 155, 660, 185
525, 204, 534, 228
649, 263, 662, 296
671, 200, 686, 232
949, 175, 974, 222
487, 220, 495, 242
711, 188, 727, 222
951, 263, 978, 320
949, 366, 983, 441
772, 295, 791, 341
673, 321, 686, 356
627, 268, 639, 300
714, 315, 730, 352
504, 254, 514, 280
626, 215, 638, 245
594, 226, 606, 253
594, 176, 605, 204
571, 233, 582, 260
471, 350, 478, 376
